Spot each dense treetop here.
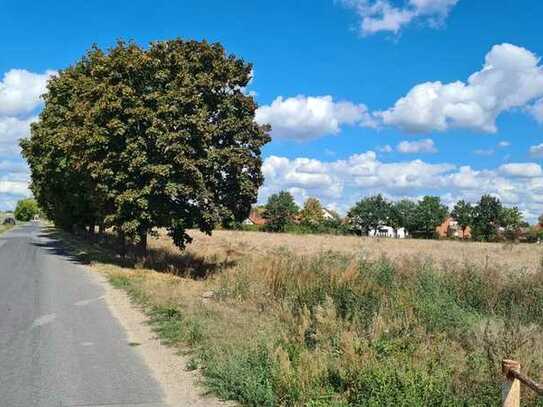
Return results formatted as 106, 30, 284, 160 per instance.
21, 39, 270, 255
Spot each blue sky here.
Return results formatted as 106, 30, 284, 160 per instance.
2, 0, 543, 220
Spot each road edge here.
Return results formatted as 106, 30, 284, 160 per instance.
84, 268, 232, 407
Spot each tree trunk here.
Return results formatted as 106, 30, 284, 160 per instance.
136, 231, 148, 262
88, 224, 95, 240
118, 230, 126, 259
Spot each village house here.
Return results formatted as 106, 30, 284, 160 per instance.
321, 207, 338, 221
368, 225, 408, 239
242, 208, 266, 226
436, 217, 471, 239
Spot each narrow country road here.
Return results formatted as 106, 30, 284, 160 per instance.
0, 223, 167, 407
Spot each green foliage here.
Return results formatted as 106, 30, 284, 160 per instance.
106, 245, 543, 407
451, 200, 473, 238
347, 194, 391, 235
299, 197, 325, 226
263, 191, 299, 232
21, 39, 270, 252
471, 195, 502, 241
499, 206, 523, 239
390, 199, 418, 235
14, 198, 40, 221
412, 195, 448, 239
203, 344, 277, 407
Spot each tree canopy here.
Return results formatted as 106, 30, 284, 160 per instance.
390, 199, 418, 235
412, 196, 448, 239
263, 191, 299, 232
21, 39, 270, 255
14, 198, 40, 222
451, 200, 473, 239
299, 197, 325, 226
347, 194, 391, 235
471, 195, 502, 241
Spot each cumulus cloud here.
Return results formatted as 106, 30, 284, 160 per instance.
378, 144, 393, 153
473, 148, 495, 156
341, 0, 458, 36
529, 98, 543, 123
0, 69, 55, 116
396, 138, 437, 154
259, 152, 543, 221
529, 143, 543, 158
0, 68, 54, 209
377, 43, 543, 133
255, 95, 376, 140
0, 116, 37, 154
0, 179, 29, 196
499, 163, 543, 178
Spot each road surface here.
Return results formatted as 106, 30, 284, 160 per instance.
0, 223, 167, 407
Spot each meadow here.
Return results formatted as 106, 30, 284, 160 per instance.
65, 229, 543, 406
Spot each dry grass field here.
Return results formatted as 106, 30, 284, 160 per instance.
175, 229, 543, 274
60, 228, 543, 406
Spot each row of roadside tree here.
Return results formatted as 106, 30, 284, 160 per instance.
20, 40, 270, 258
258, 191, 529, 241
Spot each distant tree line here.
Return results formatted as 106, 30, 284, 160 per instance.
21, 39, 270, 258
259, 191, 529, 241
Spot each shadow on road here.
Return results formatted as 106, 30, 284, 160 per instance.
32, 227, 233, 280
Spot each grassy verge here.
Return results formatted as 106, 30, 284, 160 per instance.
0, 224, 14, 234
52, 228, 543, 406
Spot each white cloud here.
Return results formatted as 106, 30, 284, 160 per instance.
0, 179, 29, 196
0, 69, 55, 117
255, 95, 376, 140
377, 43, 543, 133
396, 138, 437, 154
473, 148, 495, 156
529, 143, 543, 158
0, 116, 37, 154
0, 68, 55, 210
341, 0, 458, 36
259, 152, 543, 221
529, 98, 543, 123
378, 144, 393, 153
497, 140, 511, 148
499, 163, 542, 178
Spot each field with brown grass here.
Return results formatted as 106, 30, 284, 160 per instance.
176, 229, 543, 274
61, 228, 543, 406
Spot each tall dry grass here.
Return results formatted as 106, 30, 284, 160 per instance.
61, 228, 543, 406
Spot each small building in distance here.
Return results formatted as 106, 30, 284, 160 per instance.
321, 207, 339, 221
242, 208, 267, 226
368, 226, 408, 239
436, 217, 471, 239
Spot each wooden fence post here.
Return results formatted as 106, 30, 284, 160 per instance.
502, 359, 521, 407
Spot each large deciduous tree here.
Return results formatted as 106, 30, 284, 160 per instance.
390, 199, 418, 237
348, 194, 391, 236
300, 197, 325, 226
451, 200, 473, 239
413, 196, 448, 239
21, 39, 270, 257
499, 206, 523, 240
471, 195, 502, 241
263, 191, 299, 232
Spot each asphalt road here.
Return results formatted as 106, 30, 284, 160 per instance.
0, 223, 167, 407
